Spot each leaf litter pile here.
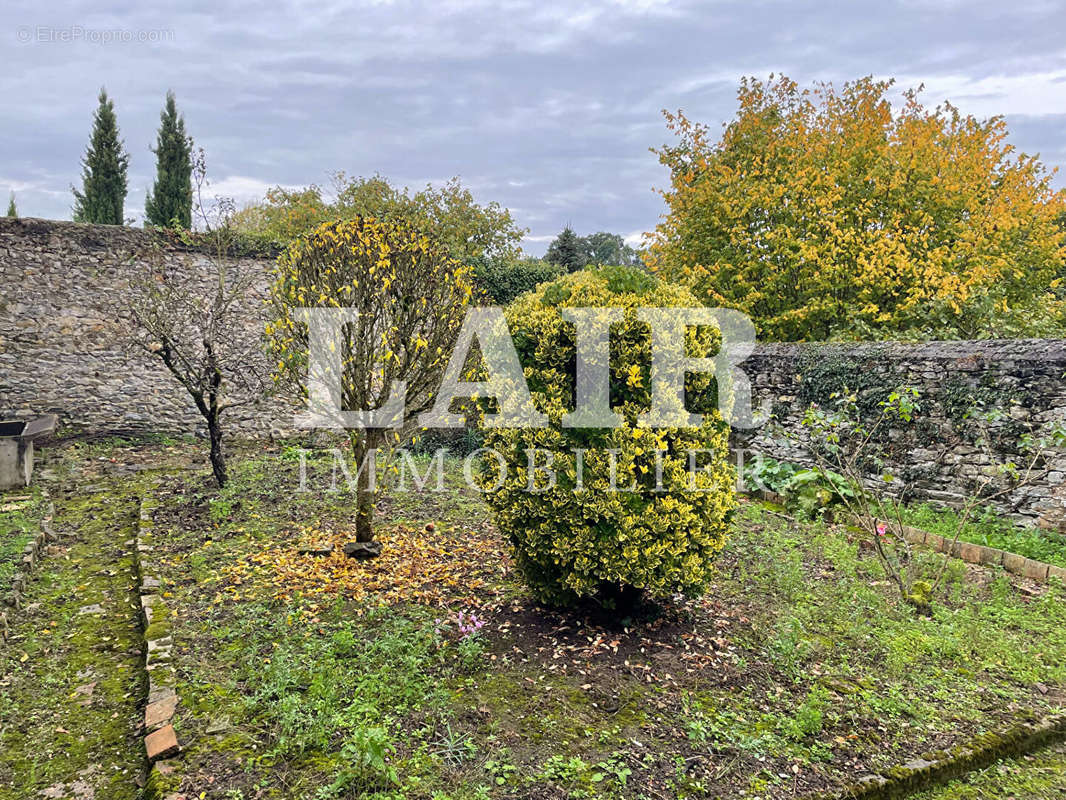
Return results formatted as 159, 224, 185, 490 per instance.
219, 520, 511, 611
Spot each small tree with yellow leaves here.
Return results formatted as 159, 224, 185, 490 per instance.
268, 217, 474, 546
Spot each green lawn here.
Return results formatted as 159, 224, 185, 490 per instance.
130, 444, 1065, 799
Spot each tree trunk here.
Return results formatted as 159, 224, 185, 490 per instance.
351, 431, 375, 543
208, 416, 227, 488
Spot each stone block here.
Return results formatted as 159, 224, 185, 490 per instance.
1019, 558, 1053, 584
1002, 551, 1026, 576
141, 595, 157, 626
147, 636, 173, 653
901, 525, 926, 545
343, 541, 383, 560
978, 547, 1005, 567
146, 646, 173, 667
140, 576, 162, 594
1004, 552, 1050, 582
148, 682, 176, 706
925, 533, 947, 553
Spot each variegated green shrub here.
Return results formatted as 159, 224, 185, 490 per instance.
482, 267, 736, 608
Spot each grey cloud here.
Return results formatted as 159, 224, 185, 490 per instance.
2, 0, 1064, 252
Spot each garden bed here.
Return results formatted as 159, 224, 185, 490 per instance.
743, 458, 1066, 569
132, 444, 1065, 799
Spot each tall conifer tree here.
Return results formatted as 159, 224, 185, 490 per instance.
73, 89, 129, 225
145, 91, 193, 228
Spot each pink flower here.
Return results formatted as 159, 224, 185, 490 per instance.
876, 524, 887, 537
456, 611, 485, 638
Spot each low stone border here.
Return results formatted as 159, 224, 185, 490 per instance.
806, 710, 1066, 799
136, 492, 185, 799
1, 499, 56, 641
746, 490, 1066, 586
887, 521, 1066, 585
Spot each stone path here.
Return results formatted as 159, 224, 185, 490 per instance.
0, 481, 146, 799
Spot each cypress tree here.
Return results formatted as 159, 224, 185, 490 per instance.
145, 91, 193, 228
6, 194, 15, 218
72, 88, 129, 225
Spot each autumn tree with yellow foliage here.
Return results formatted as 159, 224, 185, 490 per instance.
648, 76, 1066, 341
267, 218, 474, 547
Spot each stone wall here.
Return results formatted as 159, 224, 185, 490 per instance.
2, 217, 1065, 526
732, 340, 1066, 530
0, 217, 283, 434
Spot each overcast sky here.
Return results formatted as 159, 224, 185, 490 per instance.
3, 0, 1065, 254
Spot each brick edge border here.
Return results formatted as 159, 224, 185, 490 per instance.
1, 498, 56, 641
136, 491, 185, 799
885, 520, 1065, 584
748, 490, 1066, 585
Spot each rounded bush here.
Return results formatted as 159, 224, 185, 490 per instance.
482, 267, 736, 608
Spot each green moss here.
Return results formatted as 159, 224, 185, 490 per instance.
144, 763, 180, 799
910, 744, 1066, 799
0, 487, 47, 591
0, 476, 152, 798
144, 621, 171, 640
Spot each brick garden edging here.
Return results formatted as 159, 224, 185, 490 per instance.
136, 492, 185, 799
884, 520, 1066, 585
747, 490, 1066, 586
1, 499, 56, 641
806, 710, 1066, 799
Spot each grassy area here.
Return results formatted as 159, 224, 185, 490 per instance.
0, 485, 47, 592
744, 456, 1066, 568
130, 445, 1065, 799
